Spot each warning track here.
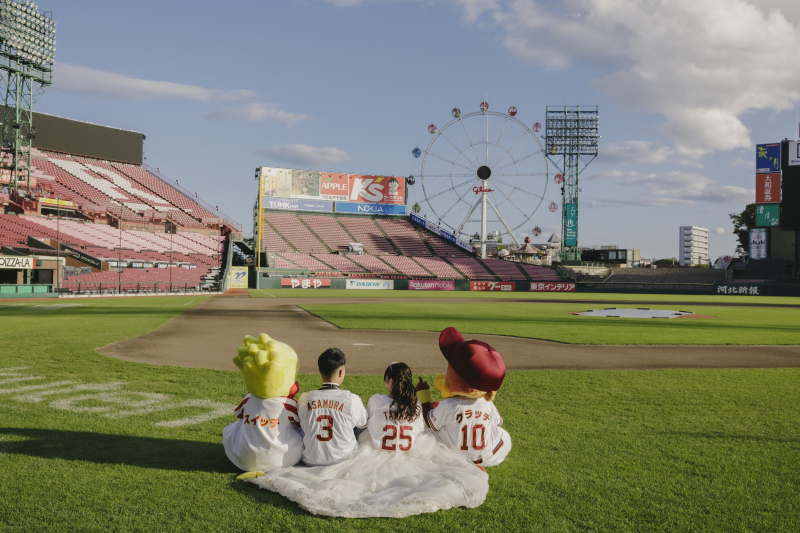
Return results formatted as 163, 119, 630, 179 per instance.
97, 296, 800, 374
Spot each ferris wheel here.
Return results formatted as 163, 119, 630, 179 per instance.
411, 102, 556, 258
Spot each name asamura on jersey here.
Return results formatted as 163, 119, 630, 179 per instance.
299, 388, 367, 466
426, 397, 504, 464
366, 394, 425, 452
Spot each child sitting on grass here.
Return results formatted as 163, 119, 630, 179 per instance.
298, 348, 367, 466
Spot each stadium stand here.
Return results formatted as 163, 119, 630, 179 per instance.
339, 217, 396, 255
519, 264, 562, 281
381, 255, 433, 277
311, 254, 366, 273
602, 267, 725, 285
301, 214, 354, 251
278, 252, 337, 272
446, 256, 496, 279
347, 254, 399, 274
263, 212, 327, 253
480, 258, 525, 280
375, 219, 431, 256
412, 256, 465, 279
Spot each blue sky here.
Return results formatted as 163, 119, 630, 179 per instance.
37, 0, 800, 259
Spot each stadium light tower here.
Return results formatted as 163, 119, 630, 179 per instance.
0, 0, 55, 193
545, 105, 599, 263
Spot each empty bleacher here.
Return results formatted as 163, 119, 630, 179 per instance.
602, 267, 725, 285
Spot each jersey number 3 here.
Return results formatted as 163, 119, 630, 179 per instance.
460, 424, 486, 451
315, 414, 333, 442
381, 425, 413, 451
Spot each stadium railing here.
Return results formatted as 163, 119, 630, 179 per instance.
59, 281, 218, 295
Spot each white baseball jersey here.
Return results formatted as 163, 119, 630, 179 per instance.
299, 385, 368, 466
223, 393, 303, 471
365, 394, 425, 452
426, 397, 505, 464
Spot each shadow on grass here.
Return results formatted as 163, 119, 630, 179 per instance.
0, 427, 238, 474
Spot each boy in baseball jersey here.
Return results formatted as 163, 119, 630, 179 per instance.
299, 348, 368, 466
416, 327, 511, 467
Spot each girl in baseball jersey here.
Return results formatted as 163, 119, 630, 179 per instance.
365, 362, 424, 452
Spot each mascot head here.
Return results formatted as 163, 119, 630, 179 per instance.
233, 333, 299, 399
433, 327, 506, 402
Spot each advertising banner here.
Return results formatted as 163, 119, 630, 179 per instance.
789, 141, 800, 166
335, 203, 406, 215
61, 244, 102, 269
715, 284, 762, 295
39, 198, 74, 207
320, 172, 349, 201
262, 198, 332, 212
409, 213, 472, 252
749, 228, 767, 260
408, 279, 455, 291
230, 266, 248, 289
291, 170, 321, 198
346, 279, 394, 290
756, 143, 781, 173
280, 278, 331, 289
755, 174, 780, 203
470, 281, 516, 292
260, 167, 292, 198
755, 204, 780, 227
0, 256, 35, 269
348, 176, 405, 204
530, 282, 576, 292
564, 204, 577, 246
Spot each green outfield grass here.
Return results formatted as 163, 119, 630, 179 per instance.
249, 288, 800, 306
1, 297, 798, 532
300, 302, 800, 345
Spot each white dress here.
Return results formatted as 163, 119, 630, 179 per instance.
246, 428, 489, 518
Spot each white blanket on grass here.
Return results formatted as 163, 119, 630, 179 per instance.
246, 430, 489, 518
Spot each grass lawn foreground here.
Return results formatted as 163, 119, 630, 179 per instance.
0, 297, 798, 532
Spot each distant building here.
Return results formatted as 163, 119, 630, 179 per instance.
679, 226, 709, 266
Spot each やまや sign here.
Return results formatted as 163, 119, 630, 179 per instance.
281, 278, 331, 289
530, 282, 575, 292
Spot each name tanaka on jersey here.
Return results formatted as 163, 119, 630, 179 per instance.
307, 399, 346, 412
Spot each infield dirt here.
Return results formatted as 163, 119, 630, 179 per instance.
97, 296, 800, 374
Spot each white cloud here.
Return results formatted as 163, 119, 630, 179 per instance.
453, 0, 800, 158
588, 170, 754, 207
731, 157, 751, 167
54, 63, 257, 102
601, 141, 673, 165
257, 144, 352, 167
206, 103, 309, 127
715, 227, 726, 234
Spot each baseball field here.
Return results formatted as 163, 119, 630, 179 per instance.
1, 291, 798, 532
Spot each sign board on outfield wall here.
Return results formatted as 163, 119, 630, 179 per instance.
789, 141, 800, 166
715, 284, 761, 295
470, 281, 515, 292
0, 256, 35, 269
346, 279, 394, 290
230, 267, 248, 289
320, 172, 349, 201
530, 282, 575, 292
262, 198, 333, 212
408, 279, 455, 290
755, 174, 780, 203
281, 278, 331, 288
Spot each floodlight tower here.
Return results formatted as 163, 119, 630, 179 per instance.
0, 0, 55, 193
545, 105, 599, 262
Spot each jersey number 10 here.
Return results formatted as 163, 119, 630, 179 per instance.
460, 424, 486, 451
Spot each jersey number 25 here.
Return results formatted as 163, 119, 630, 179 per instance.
381, 425, 413, 451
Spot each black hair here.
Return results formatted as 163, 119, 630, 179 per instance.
384, 362, 420, 422
388, 178, 399, 185
318, 348, 346, 377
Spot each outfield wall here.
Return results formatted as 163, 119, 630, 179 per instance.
254, 273, 800, 296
